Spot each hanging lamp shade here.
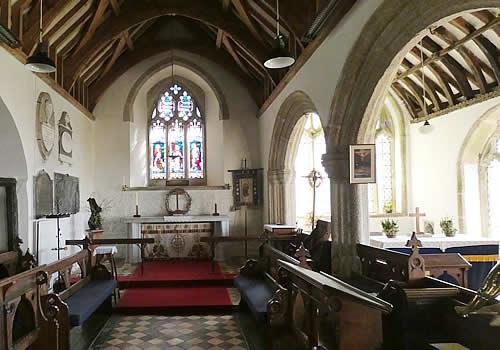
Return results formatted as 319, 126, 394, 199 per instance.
419, 120, 434, 134
25, 43, 56, 73
264, 35, 295, 69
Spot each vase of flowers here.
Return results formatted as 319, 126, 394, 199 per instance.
381, 219, 399, 238
440, 217, 457, 237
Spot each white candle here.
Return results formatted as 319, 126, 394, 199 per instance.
135, 192, 138, 206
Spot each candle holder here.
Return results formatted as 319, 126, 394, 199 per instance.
212, 203, 219, 216
133, 204, 141, 217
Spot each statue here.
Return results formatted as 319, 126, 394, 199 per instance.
456, 262, 500, 318
87, 197, 103, 230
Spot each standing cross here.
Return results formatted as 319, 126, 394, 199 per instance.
409, 207, 426, 234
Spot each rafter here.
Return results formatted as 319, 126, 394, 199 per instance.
23, 0, 73, 54
109, 0, 120, 15
63, 0, 270, 89
98, 33, 127, 79
74, 0, 109, 52
231, 0, 265, 42
0, 0, 11, 28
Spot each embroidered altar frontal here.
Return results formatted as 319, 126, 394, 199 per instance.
141, 223, 212, 259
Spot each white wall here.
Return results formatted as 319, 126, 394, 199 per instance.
0, 46, 95, 262
93, 51, 262, 258
368, 96, 500, 235
258, 0, 384, 223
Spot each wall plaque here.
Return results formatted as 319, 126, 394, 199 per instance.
54, 173, 80, 214
34, 170, 53, 218
58, 112, 72, 164
36, 92, 55, 160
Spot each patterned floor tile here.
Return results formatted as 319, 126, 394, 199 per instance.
90, 314, 249, 349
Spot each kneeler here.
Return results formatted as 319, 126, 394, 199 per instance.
445, 244, 499, 290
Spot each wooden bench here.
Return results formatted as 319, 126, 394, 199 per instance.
36, 249, 117, 350
357, 241, 471, 287
234, 244, 304, 346
356, 234, 498, 349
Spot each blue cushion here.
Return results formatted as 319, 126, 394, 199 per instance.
67, 280, 117, 327
388, 247, 443, 254
234, 275, 273, 322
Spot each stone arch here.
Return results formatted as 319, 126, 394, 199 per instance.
0, 96, 28, 247
325, 0, 500, 276
457, 103, 500, 235
124, 53, 229, 122
267, 91, 319, 224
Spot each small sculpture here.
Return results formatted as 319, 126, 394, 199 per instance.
87, 198, 103, 230
456, 262, 500, 317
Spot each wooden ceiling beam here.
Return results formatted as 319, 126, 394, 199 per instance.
23, 0, 73, 54
0, 0, 11, 28
399, 15, 500, 80
434, 26, 489, 93
451, 17, 500, 83
98, 34, 127, 80
63, 0, 269, 88
391, 83, 418, 119
43, 0, 87, 40
231, 0, 265, 43
87, 40, 262, 109
260, 0, 315, 38
109, 0, 120, 16
471, 10, 500, 37
222, 35, 251, 76
74, 0, 109, 52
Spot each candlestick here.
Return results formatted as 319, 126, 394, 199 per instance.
213, 203, 219, 216
135, 192, 138, 206
133, 204, 141, 217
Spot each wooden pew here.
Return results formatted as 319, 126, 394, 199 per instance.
35, 250, 117, 350
234, 243, 306, 348
0, 265, 62, 350
276, 259, 393, 350
357, 241, 471, 287
356, 235, 498, 349
0, 238, 37, 279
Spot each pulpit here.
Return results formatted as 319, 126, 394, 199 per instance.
123, 215, 230, 263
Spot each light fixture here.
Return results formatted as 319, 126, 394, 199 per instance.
418, 33, 433, 134
25, 0, 56, 73
264, 0, 295, 69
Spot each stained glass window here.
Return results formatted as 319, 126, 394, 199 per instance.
149, 84, 205, 182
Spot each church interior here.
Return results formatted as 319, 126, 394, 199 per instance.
0, 0, 499, 349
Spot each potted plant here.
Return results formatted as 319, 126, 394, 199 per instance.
381, 219, 399, 238
440, 217, 457, 237
383, 201, 393, 214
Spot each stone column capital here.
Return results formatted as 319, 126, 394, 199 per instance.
322, 145, 350, 183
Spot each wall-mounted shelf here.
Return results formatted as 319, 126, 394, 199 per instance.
122, 185, 230, 192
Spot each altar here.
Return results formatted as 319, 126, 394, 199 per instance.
370, 234, 500, 251
123, 215, 230, 263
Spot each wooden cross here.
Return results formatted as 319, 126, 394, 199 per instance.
409, 207, 426, 234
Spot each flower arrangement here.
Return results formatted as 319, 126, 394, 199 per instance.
383, 201, 393, 214
440, 217, 457, 237
381, 219, 399, 238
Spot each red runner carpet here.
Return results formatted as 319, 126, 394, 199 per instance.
118, 260, 235, 283
115, 261, 236, 312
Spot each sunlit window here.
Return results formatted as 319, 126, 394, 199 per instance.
486, 139, 500, 235
149, 84, 204, 183
294, 113, 330, 231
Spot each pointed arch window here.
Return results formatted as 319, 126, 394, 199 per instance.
481, 136, 500, 235
149, 83, 205, 184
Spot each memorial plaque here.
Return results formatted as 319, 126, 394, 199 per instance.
54, 173, 80, 214
58, 112, 73, 164
34, 170, 53, 218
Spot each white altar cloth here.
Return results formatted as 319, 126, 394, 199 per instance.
370, 234, 500, 251
123, 215, 230, 262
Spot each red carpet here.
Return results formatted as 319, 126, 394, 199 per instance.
118, 261, 235, 283
116, 286, 232, 310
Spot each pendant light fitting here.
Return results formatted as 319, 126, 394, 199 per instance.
264, 0, 295, 69
26, 0, 56, 73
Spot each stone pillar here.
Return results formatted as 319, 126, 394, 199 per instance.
322, 146, 361, 278
267, 169, 288, 224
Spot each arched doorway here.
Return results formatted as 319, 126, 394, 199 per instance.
0, 97, 28, 249
326, 0, 500, 276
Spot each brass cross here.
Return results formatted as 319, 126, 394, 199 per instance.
409, 207, 426, 234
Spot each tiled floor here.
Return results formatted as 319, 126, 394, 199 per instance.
90, 314, 250, 350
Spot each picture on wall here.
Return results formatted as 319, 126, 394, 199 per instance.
349, 144, 376, 184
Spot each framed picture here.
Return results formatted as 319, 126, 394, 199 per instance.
349, 144, 376, 184
228, 168, 263, 210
